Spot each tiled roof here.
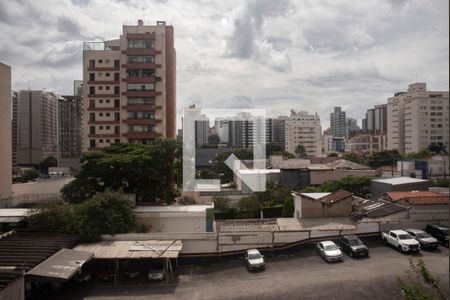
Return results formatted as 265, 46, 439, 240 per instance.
385, 191, 448, 205
321, 190, 353, 204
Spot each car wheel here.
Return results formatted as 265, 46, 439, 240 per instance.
445, 241, 449, 248
349, 251, 353, 257
398, 245, 403, 253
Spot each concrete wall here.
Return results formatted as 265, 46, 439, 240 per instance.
310, 170, 377, 185
0, 63, 12, 200
0, 276, 24, 300
408, 205, 449, 221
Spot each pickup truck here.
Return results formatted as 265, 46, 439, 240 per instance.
381, 230, 420, 253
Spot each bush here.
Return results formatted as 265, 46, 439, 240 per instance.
21, 169, 40, 182
213, 196, 231, 212
237, 196, 260, 218
430, 178, 449, 187
282, 195, 294, 217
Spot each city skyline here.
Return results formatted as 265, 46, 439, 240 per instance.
0, 0, 448, 129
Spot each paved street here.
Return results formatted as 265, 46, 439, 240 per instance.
57, 239, 449, 300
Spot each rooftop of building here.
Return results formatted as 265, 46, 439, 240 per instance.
385, 191, 448, 205
293, 190, 353, 204
353, 197, 409, 219
134, 204, 214, 213
371, 177, 427, 185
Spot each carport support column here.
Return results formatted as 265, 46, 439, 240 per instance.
114, 258, 118, 286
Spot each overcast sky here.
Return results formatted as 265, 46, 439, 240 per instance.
0, 0, 448, 129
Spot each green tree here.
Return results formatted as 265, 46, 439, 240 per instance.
295, 145, 307, 158
282, 195, 294, 217
27, 190, 136, 242
301, 176, 372, 197
213, 196, 231, 212
61, 140, 182, 204
211, 148, 253, 184
396, 257, 446, 300
405, 150, 432, 160
37, 156, 58, 174
208, 134, 220, 145
21, 169, 39, 182
342, 153, 363, 164
427, 142, 447, 155
266, 143, 283, 157
273, 151, 295, 159
237, 195, 260, 218
365, 150, 402, 169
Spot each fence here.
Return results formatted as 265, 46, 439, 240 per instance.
0, 193, 59, 208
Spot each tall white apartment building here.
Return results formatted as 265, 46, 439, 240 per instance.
285, 110, 322, 157
387, 83, 449, 154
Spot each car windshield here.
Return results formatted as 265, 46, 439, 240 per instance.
440, 228, 449, 235
416, 232, 431, 239
248, 253, 261, 259
324, 244, 338, 251
348, 239, 363, 246
398, 234, 413, 240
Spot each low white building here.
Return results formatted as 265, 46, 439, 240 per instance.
134, 204, 214, 233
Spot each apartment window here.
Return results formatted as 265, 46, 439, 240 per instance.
127, 69, 155, 77
128, 56, 155, 64
89, 126, 95, 134
129, 125, 154, 132
99, 113, 103, 117
106, 139, 110, 143
127, 83, 154, 91
106, 126, 110, 130
89, 113, 95, 121
127, 111, 154, 119
89, 100, 95, 108
115, 139, 120, 143
99, 139, 104, 143
114, 86, 120, 95
99, 86, 103, 90
99, 59, 103, 63
105, 86, 110, 90
106, 99, 110, 103
99, 126, 104, 130
89, 86, 95, 95
114, 99, 120, 108
90, 140, 96, 148
114, 73, 119, 81
115, 126, 120, 134
127, 97, 155, 105
99, 99, 103, 104
89, 59, 95, 68
114, 112, 120, 121
106, 113, 110, 117
127, 39, 155, 49
89, 73, 95, 81
105, 59, 110, 63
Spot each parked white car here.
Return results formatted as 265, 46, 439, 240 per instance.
316, 241, 344, 262
245, 249, 265, 270
381, 230, 420, 253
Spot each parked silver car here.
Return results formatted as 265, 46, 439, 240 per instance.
316, 241, 344, 262
245, 249, 265, 270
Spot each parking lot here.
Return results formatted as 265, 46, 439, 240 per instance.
56, 238, 449, 300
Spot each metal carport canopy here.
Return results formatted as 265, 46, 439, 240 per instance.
26, 249, 94, 281
74, 240, 183, 259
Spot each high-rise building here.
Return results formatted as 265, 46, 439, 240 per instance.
387, 83, 449, 154
362, 104, 387, 135
11, 91, 18, 167
16, 90, 59, 165
267, 116, 287, 150
0, 62, 12, 200
330, 106, 346, 137
59, 94, 82, 158
82, 20, 176, 151
345, 118, 359, 138
285, 110, 322, 157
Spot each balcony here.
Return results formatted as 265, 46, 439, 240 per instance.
122, 118, 161, 125
88, 80, 120, 85
88, 134, 120, 138
122, 91, 161, 97
87, 120, 120, 125
87, 107, 120, 112
126, 33, 156, 39
88, 94, 120, 98
122, 49, 161, 56
122, 104, 161, 111
122, 63, 161, 69
123, 132, 161, 139
87, 67, 119, 71
122, 77, 161, 83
